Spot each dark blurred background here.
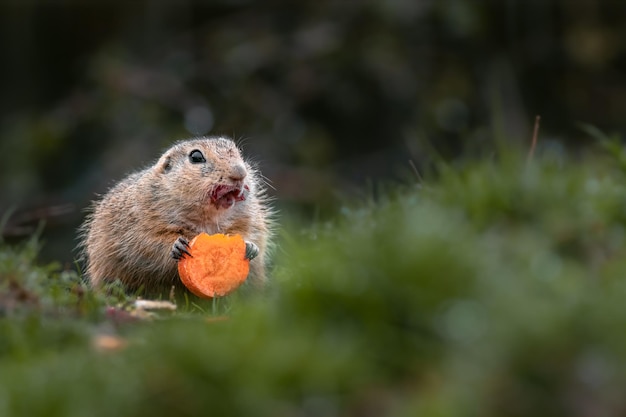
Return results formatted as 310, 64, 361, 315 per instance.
1, 0, 626, 264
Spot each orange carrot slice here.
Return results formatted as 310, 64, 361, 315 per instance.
177, 233, 250, 298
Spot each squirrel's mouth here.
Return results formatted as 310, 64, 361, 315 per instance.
210, 184, 249, 209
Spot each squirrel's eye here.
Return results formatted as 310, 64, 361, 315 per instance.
189, 150, 206, 164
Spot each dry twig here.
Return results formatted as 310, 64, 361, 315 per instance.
527, 115, 541, 162
408, 159, 423, 183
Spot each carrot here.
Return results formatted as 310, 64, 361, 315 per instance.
177, 233, 250, 298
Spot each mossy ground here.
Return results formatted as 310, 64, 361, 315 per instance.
2, 145, 626, 416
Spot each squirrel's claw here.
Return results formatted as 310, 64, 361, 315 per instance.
245, 241, 259, 261
171, 237, 192, 260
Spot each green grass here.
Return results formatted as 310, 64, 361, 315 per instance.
3, 146, 626, 416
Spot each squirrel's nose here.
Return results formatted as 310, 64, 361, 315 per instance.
229, 164, 247, 181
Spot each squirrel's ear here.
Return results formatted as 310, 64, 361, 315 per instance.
158, 156, 172, 174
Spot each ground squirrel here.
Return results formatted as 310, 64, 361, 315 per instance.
79, 136, 273, 297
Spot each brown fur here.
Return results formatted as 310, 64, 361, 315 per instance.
78, 136, 273, 297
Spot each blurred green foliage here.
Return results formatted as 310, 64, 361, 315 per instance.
3, 145, 626, 416
3, 0, 626, 263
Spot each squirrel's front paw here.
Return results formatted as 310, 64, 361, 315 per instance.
171, 237, 192, 260
244, 241, 259, 261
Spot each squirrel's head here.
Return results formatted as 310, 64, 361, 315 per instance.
155, 136, 252, 211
